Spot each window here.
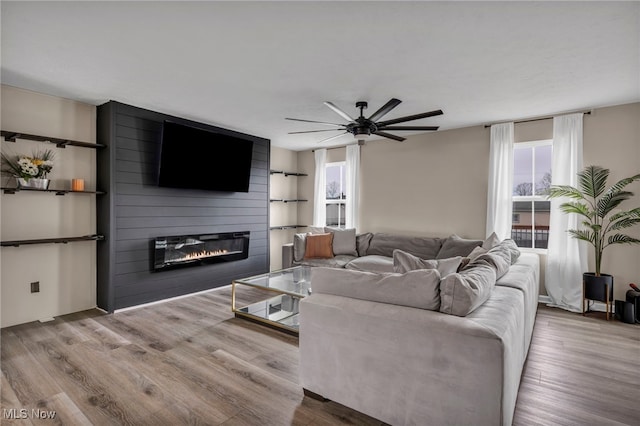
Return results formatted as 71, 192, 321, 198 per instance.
325, 162, 346, 227
512, 140, 552, 249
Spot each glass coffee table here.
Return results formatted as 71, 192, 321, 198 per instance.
231, 266, 312, 334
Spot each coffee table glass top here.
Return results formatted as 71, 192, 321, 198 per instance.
234, 266, 312, 297
231, 266, 312, 333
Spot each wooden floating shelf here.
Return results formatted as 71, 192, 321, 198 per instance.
269, 170, 308, 177
269, 225, 308, 231
269, 199, 308, 203
1, 130, 105, 149
1, 234, 105, 247
1, 186, 105, 195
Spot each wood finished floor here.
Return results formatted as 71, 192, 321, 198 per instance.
1, 286, 639, 426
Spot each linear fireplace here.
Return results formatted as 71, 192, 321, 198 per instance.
154, 231, 250, 271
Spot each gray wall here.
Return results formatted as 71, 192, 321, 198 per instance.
97, 101, 269, 311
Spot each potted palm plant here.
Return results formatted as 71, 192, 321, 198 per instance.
548, 165, 640, 309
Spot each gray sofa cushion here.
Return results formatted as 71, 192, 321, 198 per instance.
356, 232, 374, 257
436, 235, 483, 259
312, 267, 441, 311
439, 261, 497, 316
366, 233, 443, 259
393, 249, 462, 277
325, 227, 357, 256
345, 255, 394, 273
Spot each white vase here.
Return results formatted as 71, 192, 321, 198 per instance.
17, 178, 50, 190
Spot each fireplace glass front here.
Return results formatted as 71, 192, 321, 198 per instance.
154, 231, 250, 271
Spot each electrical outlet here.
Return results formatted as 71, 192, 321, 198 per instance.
30, 281, 40, 293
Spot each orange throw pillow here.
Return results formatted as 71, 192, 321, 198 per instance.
304, 233, 334, 259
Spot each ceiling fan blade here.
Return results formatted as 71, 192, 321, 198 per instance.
368, 98, 402, 122
324, 102, 355, 122
374, 131, 406, 142
378, 126, 439, 131
377, 109, 444, 126
285, 117, 345, 127
317, 132, 349, 144
288, 129, 345, 134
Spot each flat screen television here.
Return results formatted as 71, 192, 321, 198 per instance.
158, 121, 254, 192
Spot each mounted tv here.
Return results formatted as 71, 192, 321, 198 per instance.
158, 121, 254, 192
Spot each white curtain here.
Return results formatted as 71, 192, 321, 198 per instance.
313, 148, 327, 227
486, 122, 514, 240
345, 144, 360, 230
546, 113, 588, 312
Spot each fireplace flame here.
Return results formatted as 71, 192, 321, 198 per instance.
180, 249, 229, 262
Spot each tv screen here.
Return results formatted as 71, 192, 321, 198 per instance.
158, 121, 254, 192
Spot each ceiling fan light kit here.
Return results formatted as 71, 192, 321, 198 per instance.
286, 98, 442, 145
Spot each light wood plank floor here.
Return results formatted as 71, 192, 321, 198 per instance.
1, 286, 639, 425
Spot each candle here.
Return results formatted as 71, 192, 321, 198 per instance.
71, 178, 85, 191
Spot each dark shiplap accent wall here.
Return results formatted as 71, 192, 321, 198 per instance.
97, 101, 269, 312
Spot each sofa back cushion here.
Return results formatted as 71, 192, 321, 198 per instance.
439, 262, 497, 316
366, 233, 443, 259
312, 267, 441, 311
356, 232, 374, 257
436, 235, 483, 259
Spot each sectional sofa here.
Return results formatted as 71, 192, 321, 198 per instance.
286, 230, 540, 426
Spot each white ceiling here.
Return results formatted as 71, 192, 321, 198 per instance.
2, 1, 638, 151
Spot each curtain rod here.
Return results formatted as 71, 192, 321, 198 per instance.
311, 143, 358, 153
483, 110, 592, 128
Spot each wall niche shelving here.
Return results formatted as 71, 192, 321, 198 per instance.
269, 169, 307, 231
0, 130, 105, 247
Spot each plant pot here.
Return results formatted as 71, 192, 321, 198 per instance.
583, 272, 614, 302
17, 178, 50, 190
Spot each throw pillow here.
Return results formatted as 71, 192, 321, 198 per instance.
501, 239, 521, 264
482, 232, 501, 250
325, 227, 358, 256
471, 249, 511, 280
458, 257, 471, 271
293, 232, 309, 262
437, 235, 483, 259
393, 249, 462, 277
467, 246, 487, 261
304, 233, 334, 259
356, 232, 374, 257
439, 261, 497, 316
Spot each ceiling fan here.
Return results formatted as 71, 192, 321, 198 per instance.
286, 98, 442, 144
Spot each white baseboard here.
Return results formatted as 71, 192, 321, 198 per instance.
538, 295, 609, 313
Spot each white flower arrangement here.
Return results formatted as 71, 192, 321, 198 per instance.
1, 149, 55, 181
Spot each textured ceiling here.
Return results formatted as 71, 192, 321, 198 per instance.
2, 1, 638, 150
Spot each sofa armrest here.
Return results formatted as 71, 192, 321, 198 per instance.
282, 243, 294, 269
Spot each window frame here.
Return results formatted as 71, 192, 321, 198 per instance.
325, 161, 346, 228
512, 139, 552, 252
